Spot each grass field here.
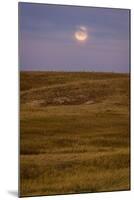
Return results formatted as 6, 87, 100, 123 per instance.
20, 71, 130, 197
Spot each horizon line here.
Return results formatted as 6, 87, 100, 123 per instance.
20, 70, 129, 74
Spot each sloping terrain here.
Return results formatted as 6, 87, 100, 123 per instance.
20, 72, 129, 106
20, 72, 130, 197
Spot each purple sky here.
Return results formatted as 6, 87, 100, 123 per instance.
19, 3, 130, 72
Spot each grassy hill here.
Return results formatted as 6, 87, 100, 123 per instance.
20, 71, 130, 197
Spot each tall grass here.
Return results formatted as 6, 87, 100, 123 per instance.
20, 72, 130, 197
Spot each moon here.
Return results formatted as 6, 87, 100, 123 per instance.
74, 26, 88, 42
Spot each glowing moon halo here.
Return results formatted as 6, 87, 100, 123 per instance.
75, 31, 88, 41
74, 26, 88, 42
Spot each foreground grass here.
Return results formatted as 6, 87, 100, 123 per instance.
20, 72, 130, 197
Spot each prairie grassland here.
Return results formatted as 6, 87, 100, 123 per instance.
20, 72, 130, 197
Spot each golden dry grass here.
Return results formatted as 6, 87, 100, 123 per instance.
20, 71, 130, 197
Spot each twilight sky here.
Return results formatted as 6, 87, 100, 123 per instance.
19, 3, 130, 72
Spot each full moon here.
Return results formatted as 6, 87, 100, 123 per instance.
74, 26, 88, 42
